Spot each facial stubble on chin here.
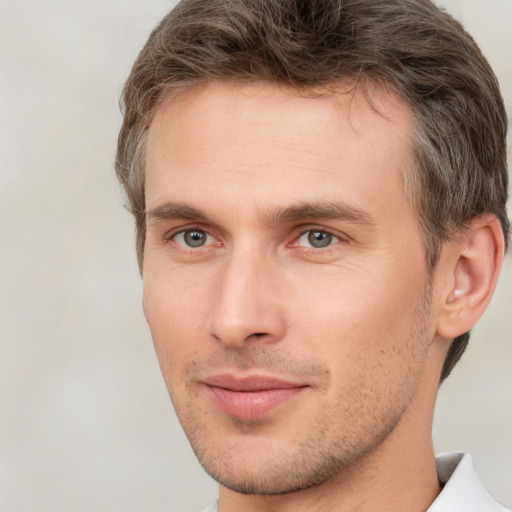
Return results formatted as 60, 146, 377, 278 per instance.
168, 287, 434, 496
178, 348, 341, 495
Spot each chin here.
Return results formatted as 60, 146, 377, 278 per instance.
200, 455, 341, 496
186, 421, 382, 496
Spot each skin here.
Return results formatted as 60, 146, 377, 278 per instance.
142, 81, 502, 512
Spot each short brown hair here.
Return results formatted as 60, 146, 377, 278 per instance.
116, 0, 509, 381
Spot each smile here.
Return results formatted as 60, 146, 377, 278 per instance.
202, 374, 309, 420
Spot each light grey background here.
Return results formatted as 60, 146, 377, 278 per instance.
0, 1, 510, 511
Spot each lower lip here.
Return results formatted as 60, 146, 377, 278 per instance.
205, 385, 308, 420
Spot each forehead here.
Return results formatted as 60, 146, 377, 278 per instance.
145, 81, 415, 221
149, 80, 412, 151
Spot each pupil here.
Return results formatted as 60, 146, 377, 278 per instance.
184, 230, 206, 247
308, 230, 332, 248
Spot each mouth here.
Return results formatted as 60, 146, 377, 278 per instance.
202, 374, 309, 420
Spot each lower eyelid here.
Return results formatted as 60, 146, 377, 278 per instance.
165, 227, 346, 251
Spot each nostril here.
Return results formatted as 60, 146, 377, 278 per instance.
243, 332, 269, 343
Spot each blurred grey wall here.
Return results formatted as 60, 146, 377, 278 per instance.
0, 1, 510, 511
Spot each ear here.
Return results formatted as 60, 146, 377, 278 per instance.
436, 215, 505, 339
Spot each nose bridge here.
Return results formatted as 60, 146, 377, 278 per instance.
208, 242, 286, 347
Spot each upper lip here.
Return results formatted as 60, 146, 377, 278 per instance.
202, 374, 308, 392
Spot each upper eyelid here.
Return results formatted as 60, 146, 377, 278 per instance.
298, 228, 340, 238
164, 224, 213, 240
294, 230, 342, 247
161, 224, 348, 246
297, 226, 337, 236
295, 225, 349, 241
172, 227, 210, 238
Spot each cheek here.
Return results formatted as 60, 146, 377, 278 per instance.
288, 263, 429, 376
143, 271, 213, 383
294, 269, 420, 335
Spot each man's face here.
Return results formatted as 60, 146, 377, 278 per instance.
143, 82, 439, 494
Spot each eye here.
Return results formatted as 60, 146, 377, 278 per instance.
173, 229, 213, 248
296, 230, 340, 249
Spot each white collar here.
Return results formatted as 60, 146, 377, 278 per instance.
428, 453, 509, 511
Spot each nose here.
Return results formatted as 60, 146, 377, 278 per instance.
207, 248, 287, 348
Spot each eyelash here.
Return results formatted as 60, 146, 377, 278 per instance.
165, 226, 218, 247
164, 225, 347, 254
292, 229, 342, 250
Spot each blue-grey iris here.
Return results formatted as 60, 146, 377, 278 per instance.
184, 230, 207, 247
308, 231, 332, 248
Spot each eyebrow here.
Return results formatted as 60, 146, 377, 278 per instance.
146, 202, 208, 224
269, 201, 376, 227
146, 200, 376, 227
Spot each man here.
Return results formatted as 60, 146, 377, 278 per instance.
115, 0, 510, 510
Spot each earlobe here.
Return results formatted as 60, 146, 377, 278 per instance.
437, 216, 505, 339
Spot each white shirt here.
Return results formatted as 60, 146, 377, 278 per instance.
201, 453, 510, 512
429, 453, 509, 511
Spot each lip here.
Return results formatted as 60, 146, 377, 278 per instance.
202, 374, 309, 420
